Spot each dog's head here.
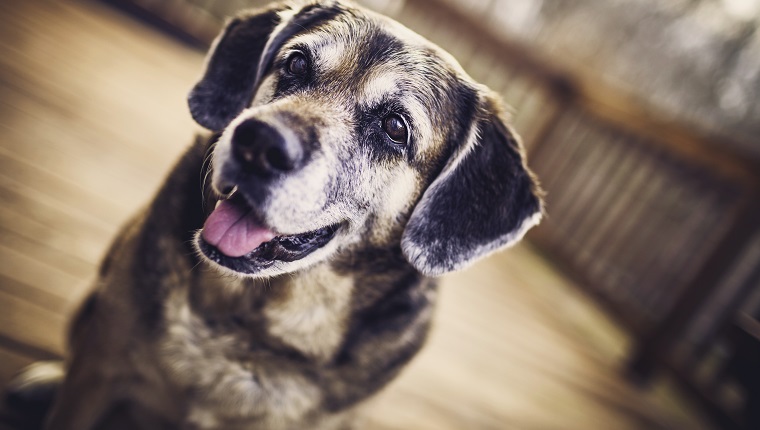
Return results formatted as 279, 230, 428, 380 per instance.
191, 0, 543, 278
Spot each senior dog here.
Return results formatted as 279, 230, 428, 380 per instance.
7, 0, 543, 428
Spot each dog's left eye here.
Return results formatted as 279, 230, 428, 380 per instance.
287, 52, 308, 76
382, 114, 408, 145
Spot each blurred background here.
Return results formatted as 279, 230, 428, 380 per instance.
1, 0, 759, 429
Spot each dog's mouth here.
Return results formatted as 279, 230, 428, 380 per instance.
197, 191, 339, 274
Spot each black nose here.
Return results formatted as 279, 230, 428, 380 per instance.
231, 119, 304, 176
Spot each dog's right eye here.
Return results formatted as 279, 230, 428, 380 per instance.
383, 114, 408, 145
286, 52, 308, 76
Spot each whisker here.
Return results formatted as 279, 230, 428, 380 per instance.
200, 141, 217, 211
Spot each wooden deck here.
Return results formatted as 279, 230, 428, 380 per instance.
0, 0, 714, 428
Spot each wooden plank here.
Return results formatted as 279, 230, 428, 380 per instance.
0, 241, 89, 306
0, 204, 103, 267
0, 185, 110, 266
562, 132, 628, 257
529, 110, 587, 193
0, 273, 69, 317
0, 226, 93, 281
0, 148, 135, 221
548, 125, 611, 245
0, 288, 68, 359
0, 77, 187, 204
581, 145, 657, 278
512, 86, 555, 147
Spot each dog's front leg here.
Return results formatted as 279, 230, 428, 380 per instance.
43, 354, 117, 430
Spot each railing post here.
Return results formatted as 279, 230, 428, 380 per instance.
626, 194, 760, 383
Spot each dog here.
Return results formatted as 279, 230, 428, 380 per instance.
6, 0, 543, 428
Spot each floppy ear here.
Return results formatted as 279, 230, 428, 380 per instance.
188, 6, 282, 131
401, 96, 544, 276
188, 1, 345, 131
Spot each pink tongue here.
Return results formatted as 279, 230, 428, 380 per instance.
202, 199, 276, 257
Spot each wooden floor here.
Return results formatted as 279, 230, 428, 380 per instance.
0, 0, 714, 429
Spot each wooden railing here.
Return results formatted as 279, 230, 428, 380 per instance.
103, 0, 760, 427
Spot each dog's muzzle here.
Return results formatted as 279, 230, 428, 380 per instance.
197, 118, 340, 275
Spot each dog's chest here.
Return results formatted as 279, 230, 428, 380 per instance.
261, 270, 355, 360
158, 268, 355, 421
164, 269, 354, 358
